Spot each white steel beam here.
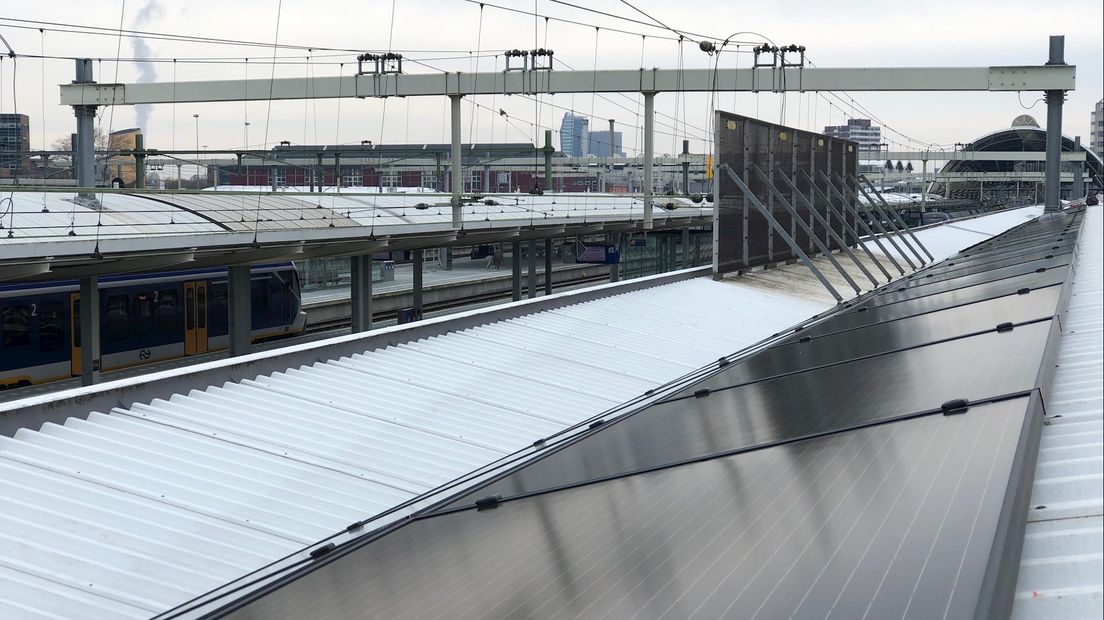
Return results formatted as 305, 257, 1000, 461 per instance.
59, 65, 1076, 106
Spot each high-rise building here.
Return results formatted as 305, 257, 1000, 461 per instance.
823, 118, 882, 150
0, 113, 30, 176
1092, 99, 1103, 158
560, 113, 589, 157
587, 130, 624, 157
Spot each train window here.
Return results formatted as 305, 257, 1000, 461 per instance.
251, 279, 270, 313
106, 295, 129, 341
38, 302, 65, 352
132, 294, 154, 337
197, 286, 207, 329
72, 298, 80, 347
185, 287, 195, 330
157, 289, 179, 332
209, 283, 228, 332
1, 305, 30, 348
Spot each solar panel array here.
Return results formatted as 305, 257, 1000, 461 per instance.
197, 210, 1085, 619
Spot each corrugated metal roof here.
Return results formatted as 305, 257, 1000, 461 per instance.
0, 208, 1047, 618
0, 191, 708, 242
0, 275, 829, 619
1014, 204, 1104, 620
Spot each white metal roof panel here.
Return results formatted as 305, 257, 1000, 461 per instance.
1013, 204, 1104, 620
0, 209, 1042, 618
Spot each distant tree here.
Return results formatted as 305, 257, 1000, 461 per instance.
49, 128, 122, 162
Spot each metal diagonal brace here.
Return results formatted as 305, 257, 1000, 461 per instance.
848, 175, 926, 267
775, 170, 881, 286
721, 164, 844, 303
857, 173, 936, 262
815, 170, 906, 276
836, 173, 918, 270
751, 164, 862, 295
796, 168, 894, 281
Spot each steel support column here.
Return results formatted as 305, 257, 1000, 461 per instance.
643, 92, 655, 229
1073, 136, 1084, 198
73, 59, 97, 200
228, 265, 252, 356
412, 249, 424, 318
527, 239, 537, 299
449, 94, 464, 225
543, 130, 553, 191
681, 227, 691, 268
1044, 35, 1066, 212
78, 276, 100, 386
511, 240, 522, 301
350, 255, 373, 332
609, 233, 621, 283
544, 238, 553, 295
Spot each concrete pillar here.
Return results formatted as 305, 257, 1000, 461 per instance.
228, 265, 252, 356
544, 237, 553, 295
412, 249, 424, 318
350, 255, 373, 332
527, 239, 537, 299
78, 276, 100, 386
440, 246, 452, 270
681, 227, 691, 268
1044, 35, 1065, 213
643, 92, 655, 229
511, 240, 522, 301
450, 95, 464, 226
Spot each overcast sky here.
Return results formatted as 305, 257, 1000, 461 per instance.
0, 0, 1100, 157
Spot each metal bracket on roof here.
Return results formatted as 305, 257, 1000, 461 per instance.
795, 169, 894, 282
750, 164, 862, 295
856, 173, 936, 262
774, 170, 882, 287
720, 163, 844, 303
815, 170, 906, 276
836, 173, 918, 271
852, 175, 928, 266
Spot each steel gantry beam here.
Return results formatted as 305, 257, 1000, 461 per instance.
58, 66, 1075, 105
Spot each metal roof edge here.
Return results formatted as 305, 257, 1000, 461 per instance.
0, 266, 711, 438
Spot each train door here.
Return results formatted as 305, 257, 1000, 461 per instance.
69, 293, 81, 376
183, 281, 209, 355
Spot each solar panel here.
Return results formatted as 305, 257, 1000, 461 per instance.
802, 283, 1062, 339
215, 397, 1037, 620
861, 265, 1071, 308
435, 320, 1051, 506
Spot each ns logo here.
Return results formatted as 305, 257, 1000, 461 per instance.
138, 349, 152, 360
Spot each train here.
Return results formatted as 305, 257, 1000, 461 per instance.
1, 263, 306, 390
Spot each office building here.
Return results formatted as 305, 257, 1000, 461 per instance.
823, 118, 882, 150
587, 130, 624, 157
0, 113, 30, 176
559, 113, 589, 157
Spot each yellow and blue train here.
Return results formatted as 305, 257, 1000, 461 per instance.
1, 263, 306, 389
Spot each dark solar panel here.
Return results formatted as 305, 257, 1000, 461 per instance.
894, 255, 1070, 290
218, 397, 1036, 620
436, 320, 1051, 506
802, 283, 1062, 339
861, 264, 1071, 308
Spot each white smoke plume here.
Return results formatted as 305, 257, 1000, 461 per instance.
130, 1, 163, 133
